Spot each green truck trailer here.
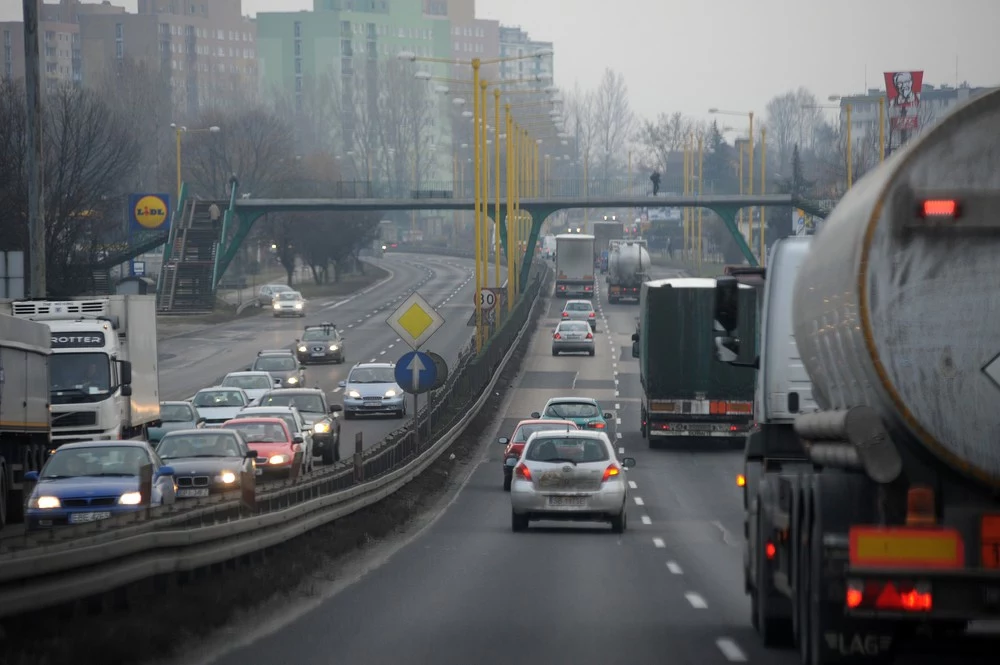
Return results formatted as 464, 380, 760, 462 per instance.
631, 277, 757, 446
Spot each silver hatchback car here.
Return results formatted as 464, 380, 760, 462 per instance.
510, 430, 636, 533
552, 320, 594, 356
273, 291, 306, 317
561, 299, 597, 330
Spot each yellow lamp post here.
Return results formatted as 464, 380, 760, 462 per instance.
169, 123, 221, 201
759, 127, 766, 266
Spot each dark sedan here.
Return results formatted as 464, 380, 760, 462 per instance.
154, 429, 256, 498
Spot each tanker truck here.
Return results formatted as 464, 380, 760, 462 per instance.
607, 239, 649, 303
712, 87, 1000, 663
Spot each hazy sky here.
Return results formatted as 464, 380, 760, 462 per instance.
5, 0, 999, 124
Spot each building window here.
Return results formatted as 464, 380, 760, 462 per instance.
294, 58, 301, 74
294, 22, 302, 38
294, 41, 301, 56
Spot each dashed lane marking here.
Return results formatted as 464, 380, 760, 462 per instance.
666, 561, 683, 575
628, 480, 637, 489
686, 592, 708, 609
633, 496, 644, 506
653, 537, 665, 549
641, 515, 652, 525
715, 639, 747, 662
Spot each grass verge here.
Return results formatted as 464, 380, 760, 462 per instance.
1, 289, 538, 665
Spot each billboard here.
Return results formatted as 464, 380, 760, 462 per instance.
128, 193, 171, 233
884, 71, 924, 131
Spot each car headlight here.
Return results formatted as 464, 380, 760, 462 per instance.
313, 421, 331, 434
329, 344, 338, 351
298, 345, 307, 353
294, 302, 303, 309
219, 471, 237, 484
269, 454, 289, 465
348, 390, 361, 398
33, 495, 61, 509
273, 303, 281, 310
384, 389, 397, 397
118, 491, 142, 505
286, 376, 298, 384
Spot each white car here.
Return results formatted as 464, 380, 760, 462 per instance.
219, 371, 274, 404
510, 429, 635, 533
190, 387, 252, 427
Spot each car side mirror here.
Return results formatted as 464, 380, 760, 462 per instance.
247, 449, 258, 459
498, 437, 509, 445
329, 404, 342, 413
621, 457, 636, 469
157, 465, 176, 477
338, 380, 347, 388
299, 364, 306, 371
714, 276, 740, 333
24, 471, 39, 482
530, 411, 540, 419
603, 412, 613, 419
293, 435, 304, 444
714, 335, 740, 363
631, 341, 639, 358
121, 384, 133, 397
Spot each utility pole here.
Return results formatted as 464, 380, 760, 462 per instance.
23, 0, 46, 297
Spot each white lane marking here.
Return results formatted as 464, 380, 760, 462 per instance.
653, 537, 665, 549
615, 391, 620, 398
379, 350, 386, 355
616, 418, 622, 425
615, 403, 620, 409
396, 338, 401, 342
633, 496, 644, 506
347, 324, 354, 328
332, 387, 342, 393
715, 639, 747, 662
388, 343, 394, 349
686, 592, 708, 609
628, 480, 637, 489
666, 561, 683, 575
616, 432, 622, 439
369, 358, 376, 362
641, 515, 652, 525
618, 446, 625, 454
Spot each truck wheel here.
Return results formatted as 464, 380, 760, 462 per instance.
798, 511, 812, 662
756, 515, 794, 647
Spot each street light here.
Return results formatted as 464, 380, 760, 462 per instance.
169, 123, 221, 200
452, 97, 465, 105
414, 70, 433, 80
462, 110, 473, 118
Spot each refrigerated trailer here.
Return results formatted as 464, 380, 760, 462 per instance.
554, 233, 595, 298
712, 87, 1000, 663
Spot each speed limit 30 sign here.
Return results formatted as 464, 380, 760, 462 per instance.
479, 288, 497, 310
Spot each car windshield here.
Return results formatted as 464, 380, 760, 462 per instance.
160, 403, 194, 422
235, 412, 298, 432
277, 292, 300, 301
349, 367, 396, 383
41, 445, 150, 479
566, 302, 592, 311
157, 432, 243, 459
254, 356, 296, 371
526, 437, 610, 463
545, 402, 599, 419
222, 375, 272, 390
223, 421, 289, 443
302, 329, 336, 341
192, 390, 246, 408
558, 322, 590, 332
259, 394, 325, 414
513, 422, 577, 442
269, 285, 293, 294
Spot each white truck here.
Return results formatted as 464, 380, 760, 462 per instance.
713, 88, 1000, 663
4, 296, 160, 444
607, 239, 650, 303
554, 233, 595, 298
0, 313, 51, 528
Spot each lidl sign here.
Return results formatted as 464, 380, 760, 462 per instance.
129, 193, 171, 232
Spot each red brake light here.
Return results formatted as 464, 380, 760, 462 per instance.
553, 332, 561, 339
562, 311, 569, 317
601, 464, 620, 482
590, 421, 605, 429
921, 199, 958, 217
586, 332, 593, 339
515, 463, 531, 480
588, 311, 595, 317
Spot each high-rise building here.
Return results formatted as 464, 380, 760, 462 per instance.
79, 0, 257, 114
498, 25, 552, 90
1, 0, 92, 90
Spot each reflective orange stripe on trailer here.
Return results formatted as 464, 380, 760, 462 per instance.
849, 526, 964, 569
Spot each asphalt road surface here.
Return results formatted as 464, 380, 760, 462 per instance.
203, 266, 806, 665
159, 253, 497, 462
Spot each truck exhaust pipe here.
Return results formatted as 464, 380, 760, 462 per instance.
794, 406, 902, 483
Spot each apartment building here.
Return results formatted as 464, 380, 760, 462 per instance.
498, 25, 552, 90
79, 0, 256, 113
1, 0, 92, 89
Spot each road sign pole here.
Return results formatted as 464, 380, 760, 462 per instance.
413, 393, 419, 449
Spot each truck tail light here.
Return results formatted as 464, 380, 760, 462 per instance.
846, 579, 932, 612
906, 484, 936, 526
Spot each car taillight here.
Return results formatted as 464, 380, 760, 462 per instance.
562, 311, 569, 317
602, 464, 621, 482
586, 332, 593, 339
588, 311, 595, 317
553, 332, 561, 339
515, 463, 531, 480
590, 421, 605, 429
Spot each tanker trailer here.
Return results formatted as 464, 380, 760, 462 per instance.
712, 87, 1000, 663
607, 239, 649, 304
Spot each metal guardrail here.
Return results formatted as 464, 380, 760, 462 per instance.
0, 263, 550, 618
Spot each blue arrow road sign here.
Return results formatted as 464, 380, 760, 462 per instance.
395, 350, 437, 394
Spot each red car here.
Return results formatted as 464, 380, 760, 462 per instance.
221, 417, 308, 479
497, 418, 578, 491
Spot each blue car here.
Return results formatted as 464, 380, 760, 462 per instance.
24, 440, 177, 531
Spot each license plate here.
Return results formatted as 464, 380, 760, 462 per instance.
566, 334, 582, 340
177, 488, 210, 498
69, 511, 112, 524
311, 352, 325, 356
548, 496, 586, 507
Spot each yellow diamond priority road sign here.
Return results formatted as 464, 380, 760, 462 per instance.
386, 291, 445, 349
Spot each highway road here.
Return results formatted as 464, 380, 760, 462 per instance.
159, 253, 499, 462
203, 266, 799, 665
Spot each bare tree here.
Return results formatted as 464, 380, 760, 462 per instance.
0, 81, 140, 295
271, 71, 342, 157
373, 60, 436, 194
634, 112, 691, 176
562, 82, 597, 170
764, 87, 823, 173
591, 68, 636, 178
337, 70, 381, 189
